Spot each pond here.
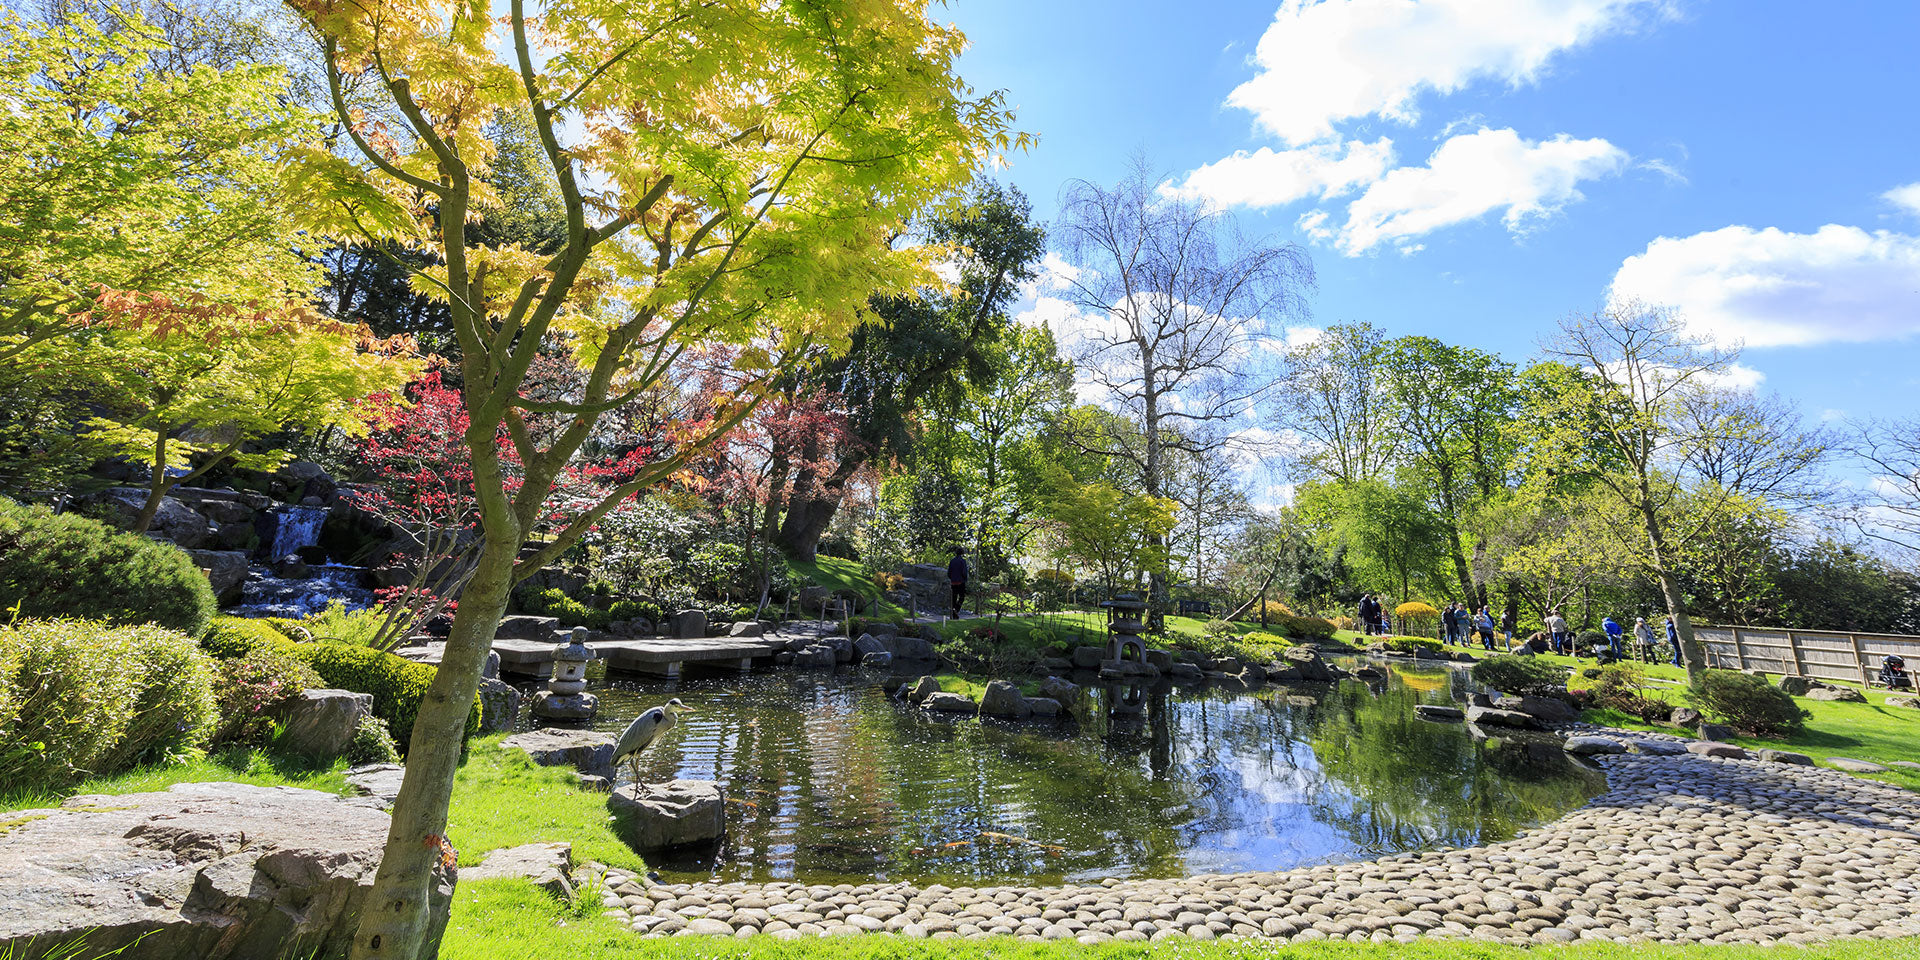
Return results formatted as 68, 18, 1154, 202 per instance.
518, 663, 1603, 887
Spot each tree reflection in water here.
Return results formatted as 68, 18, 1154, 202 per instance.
590, 663, 1602, 886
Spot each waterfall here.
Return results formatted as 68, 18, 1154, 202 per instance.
233, 565, 374, 619
262, 505, 328, 559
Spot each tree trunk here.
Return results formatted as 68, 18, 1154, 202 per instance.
131, 432, 172, 534
775, 457, 861, 560
1638, 501, 1706, 686
349, 534, 516, 960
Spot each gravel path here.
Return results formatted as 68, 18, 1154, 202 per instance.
594, 751, 1920, 945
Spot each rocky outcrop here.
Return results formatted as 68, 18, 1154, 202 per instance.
978, 680, 1031, 719
186, 549, 251, 604
271, 689, 372, 759
1281, 646, 1338, 682
905, 676, 939, 704
476, 677, 521, 733
1464, 706, 1540, 729
0, 783, 453, 960
609, 781, 725, 850
500, 729, 616, 780
1807, 686, 1867, 703
793, 644, 837, 669
854, 633, 888, 658
465, 842, 574, 901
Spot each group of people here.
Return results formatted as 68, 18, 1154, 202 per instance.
1355, 595, 1393, 636
1439, 602, 1515, 651
1542, 608, 1683, 665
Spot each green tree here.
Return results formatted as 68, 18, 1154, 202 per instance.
286, 3, 1015, 955
947, 323, 1074, 576
1297, 476, 1449, 604
1034, 465, 1177, 595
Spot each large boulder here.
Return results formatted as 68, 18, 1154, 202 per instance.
978, 680, 1031, 719
1282, 646, 1337, 682
608, 780, 725, 850
1025, 697, 1062, 718
728, 621, 764, 638
1778, 675, 1815, 696
1038, 676, 1080, 705
1071, 646, 1105, 670
853, 633, 888, 658
495, 615, 563, 641
275, 460, 339, 505
921, 692, 976, 713
792, 644, 837, 669
905, 676, 939, 704
1493, 694, 1578, 724
667, 609, 707, 640
1563, 736, 1627, 755
882, 634, 937, 661
1464, 706, 1540, 729
860, 650, 894, 668
824, 634, 856, 664
0, 783, 453, 960
499, 729, 616, 780
464, 842, 573, 901
1808, 686, 1867, 703
271, 689, 372, 759
1414, 704, 1465, 721
187, 548, 251, 605
1265, 663, 1303, 683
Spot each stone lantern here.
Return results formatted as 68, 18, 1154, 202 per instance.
532, 626, 599, 720
1099, 594, 1152, 679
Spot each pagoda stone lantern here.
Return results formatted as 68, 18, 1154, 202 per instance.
532, 626, 599, 721
1099, 594, 1153, 679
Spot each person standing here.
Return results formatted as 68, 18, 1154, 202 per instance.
1358, 595, 1376, 636
1634, 617, 1656, 662
1440, 603, 1458, 646
1602, 615, 1625, 662
947, 546, 970, 619
1500, 606, 1517, 644
1666, 616, 1682, 666
1545, 609, 1570, 656
1478, 606, 1498, 651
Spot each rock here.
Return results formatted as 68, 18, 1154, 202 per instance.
1071, 646, 1105, 670
609, 780, 725, 850
476, 677, 521, 734
797, 586, 834, 615
854, 633, 888, 657
728, 621, 764, 638
1629, 739, 1688, 756
1669, 707, 1702, 727
1777, 675, 1814, 696
0, 783, 453, 960
1494, 694, 1577, 724
1756, 749, 1814, 766
1038, 676, 1080, 704
978, 680, 1031, 718
860, 651, 894, 668
186, 549, 250, 604
1464, 706, 1539, 729
531, 690, 599, 721
1145, 649, 1173, 670
824, 634, 856, 664
1469, 693, 1494, 708
1826, 757, 1890, 773
495, 615, 564, 640
667, 609, 708, 639
144, 495, 212, 549
574, 773, 610, 792
1025, 697, 1062, 718
906, 676, 939, 704
1167, 662, 1205, 682
466, 842, 574, 901
1686, 741, 1748, 759
1265, 664, 1303, 683
1889, 696, 1920, 709
1807, 686, 1867, 703
270, 688, 372, 759
276, 460, 338, 504
793, 644, 836, 669
1563, 736, 1626, 755
921, 692, 977, 713
344, 763, 406, 807
1697, 722, 1735, 742
1352, 664, 1383, 680
1282, 646, 1337, 682
1413, 704, 1465, 721
500, 729, 617, 780
883, 634, 937, 660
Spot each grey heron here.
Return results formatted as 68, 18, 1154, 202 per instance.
612, 698, 694, 782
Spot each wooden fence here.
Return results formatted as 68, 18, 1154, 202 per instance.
1692, 624, 1920, 687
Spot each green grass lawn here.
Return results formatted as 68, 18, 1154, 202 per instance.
1509, 652, 1920, 791
926, 610, 1340, 663
444, 878, 1920, 960
787, 555, 909, 618
0, 745, 352, 811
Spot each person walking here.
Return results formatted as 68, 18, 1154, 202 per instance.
947, 546, 970, 619
1478, 606, 1498, 652
1666, 616, 1682, 666
1500, 606, 1517, 644
1634, 617, 1656, 662
1545, 609, 1570, 656
1359, 595, 1377, 636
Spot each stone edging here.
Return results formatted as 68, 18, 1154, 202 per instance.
589, 751, 1920, 946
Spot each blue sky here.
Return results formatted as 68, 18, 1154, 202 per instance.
949, 0, 1920, 426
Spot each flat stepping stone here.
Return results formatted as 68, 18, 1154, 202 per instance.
1889, 760, 1920, 771
1686, 741, 1748, 759
1563, 736, 1626, 755
1413, 705, 1464, 721
344, 763, 406, 807
1826, 757, 1890, 773
1756, 749, 1814, 766
465, 842, 574, 900
1629, 740, 1688, 756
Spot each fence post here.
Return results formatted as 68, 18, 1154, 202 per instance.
1732, 626, 1748, 670
1848, 633, 1868, 687
1789, 630, 1806, 678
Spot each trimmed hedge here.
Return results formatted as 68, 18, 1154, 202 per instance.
1271, 612, 1338, 642
0, 497, 216, 636
284, 640, 481, 750
1690, 668, 1809, 737
1, 619, 218, 793
199, 616, 479, 753
1382, 635, 1444, 655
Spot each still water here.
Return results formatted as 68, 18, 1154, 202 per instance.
522, 663, 1602, 886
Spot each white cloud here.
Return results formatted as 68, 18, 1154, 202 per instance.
1335, 128, 1627, 254
1159, 138, 1394, 209
1884, 182, 1920, 217
1609, 224, 1920, 347
1227, 0, 1670, 145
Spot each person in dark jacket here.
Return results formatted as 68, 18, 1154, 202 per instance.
947, 547, 970, 619
1666, 616, 1682, 666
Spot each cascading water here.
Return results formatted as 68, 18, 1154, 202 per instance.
260, 504, 328, 559
232, 564, 375, 619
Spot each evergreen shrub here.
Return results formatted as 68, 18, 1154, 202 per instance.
1690, 669, 1809, 736
0, 497, 215, 636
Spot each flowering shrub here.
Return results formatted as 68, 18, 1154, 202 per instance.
214, 646, 322, 746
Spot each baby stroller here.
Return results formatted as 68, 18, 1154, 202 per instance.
1881, 655, 1912, 690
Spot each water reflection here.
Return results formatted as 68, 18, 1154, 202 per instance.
528, 662, 1601, 886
